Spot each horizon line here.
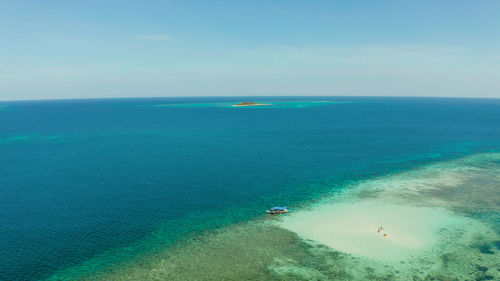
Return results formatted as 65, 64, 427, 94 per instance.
1, 95, 499, 103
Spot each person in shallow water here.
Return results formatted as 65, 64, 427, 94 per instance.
377, 226, 384, 233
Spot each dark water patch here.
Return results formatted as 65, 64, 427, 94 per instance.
476, 274, 495, 280
479, 244, 495, 255
477, 265, 489, 272
440, 253, 455, 269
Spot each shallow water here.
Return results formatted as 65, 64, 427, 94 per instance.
56, 153, 500, 281
279, 153, 500, 280
1, 97, 500, 280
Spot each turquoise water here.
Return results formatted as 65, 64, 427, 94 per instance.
1, 97, 500, 280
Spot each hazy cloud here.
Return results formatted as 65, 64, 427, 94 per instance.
138, 34, 172, 41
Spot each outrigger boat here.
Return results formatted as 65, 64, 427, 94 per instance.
266, 206, 289, 215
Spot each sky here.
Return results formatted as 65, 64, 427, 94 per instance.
0, 0, 499, 100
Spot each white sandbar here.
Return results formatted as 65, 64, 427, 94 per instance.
279, 200, 464, 261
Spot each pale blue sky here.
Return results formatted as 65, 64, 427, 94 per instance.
0, 0, 499, 100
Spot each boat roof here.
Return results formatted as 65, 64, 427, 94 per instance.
271, 207, 287, 210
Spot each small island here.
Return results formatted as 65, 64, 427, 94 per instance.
232, 102, 271, 107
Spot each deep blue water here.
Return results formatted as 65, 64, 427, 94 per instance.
1, 97, 500, 280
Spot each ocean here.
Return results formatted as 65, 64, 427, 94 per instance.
1, 97, 499, 280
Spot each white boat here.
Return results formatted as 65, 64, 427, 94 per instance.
266, 206, 289, 214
